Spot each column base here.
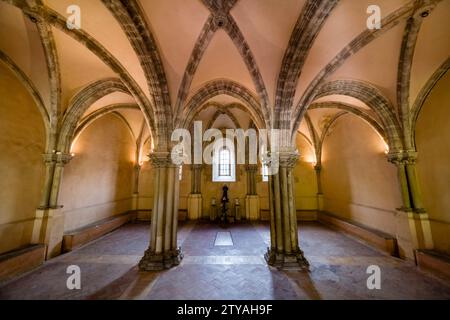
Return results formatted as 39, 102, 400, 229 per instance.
264, 247, 310, 271
138, 248, 184, 271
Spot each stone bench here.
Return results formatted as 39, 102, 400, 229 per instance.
62, 213, 132, 252
415, 249, 450, 281
318, 212, 399, 257
0, 244, 46, 283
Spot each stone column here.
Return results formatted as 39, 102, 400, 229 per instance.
389, 152, 433, 258
139, 152, 183, 271
187, 164, 203, 220
132, 164, 141, 211
32, 152, 72, 259
403, 153, 433, 250
265, 151, 309, 270
314, 164, 324, 211
245, 164, 260, 220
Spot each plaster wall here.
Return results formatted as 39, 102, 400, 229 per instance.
415, 71, 450, 254
0, 64, 45, 254
60, 114, 135, 231
321, 114, 402, 235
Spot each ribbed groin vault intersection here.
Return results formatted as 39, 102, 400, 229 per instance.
0, 0, 449, 300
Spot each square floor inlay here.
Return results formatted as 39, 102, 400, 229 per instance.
214, 232, 233, 246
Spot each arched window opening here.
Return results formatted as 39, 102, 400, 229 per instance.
213, 144, 236, 182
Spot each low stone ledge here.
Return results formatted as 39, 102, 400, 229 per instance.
62, 213, 132, 252
415, 249, 450, 281
0, 244, 46, 283
318, 211, 399, 257
260, 210, 319, 222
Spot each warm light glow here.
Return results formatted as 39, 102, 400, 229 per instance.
302, 153, 317, 166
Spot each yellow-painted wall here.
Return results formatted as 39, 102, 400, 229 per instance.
294, 134, 318, 214
60, 114, 135, 232
0, 63, 46, 254
321, 114, 402, 235
415, 71, 450, 254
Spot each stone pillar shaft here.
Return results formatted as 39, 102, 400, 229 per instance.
389, 152, 433, 252
245, 164, 258, 196
191, 164, 202, 194
314, 164, 323, 195
139, 152, 183, 271
264, 151, 309, 271
33, 152, 72, 259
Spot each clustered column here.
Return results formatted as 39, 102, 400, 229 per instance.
314, 164, 324, 211
245, 164, 260, 220
32, 152, 72, 258
187, 164, 203, 220
389, 151, 433, 251
246, 164, 258, 195
132, 163, 141, 209
139, 152, 183, 270
265, 151, 309, 270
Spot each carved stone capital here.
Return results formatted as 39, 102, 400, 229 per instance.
42, 153, 57, 165
56, 153, 73, 166
43, 152, 72, 166
279, 151, 299, 169
148, 152, 175, 168
388, 150, 418, 165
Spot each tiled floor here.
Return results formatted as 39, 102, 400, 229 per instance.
1, 221, 449, 300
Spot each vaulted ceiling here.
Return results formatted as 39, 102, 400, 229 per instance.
0, 0, 449, 155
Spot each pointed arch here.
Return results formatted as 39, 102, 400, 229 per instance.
205, 108, 241, 130
310, 80, 402, 152
102, 0, 172, 123
6, 1, 163, 147
292, 0, 426, 134
180, 79, 266, 130
73, 103, 140, 143
411, 57, 450, 149
274, 0, 338, 129
58, 78, 131, 152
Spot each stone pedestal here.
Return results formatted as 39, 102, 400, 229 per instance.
394, 208, 415, 259
31, 207, 65, 259
407, 211, 434, 250
187, 194, 202, 220
245, 195, 260, 221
